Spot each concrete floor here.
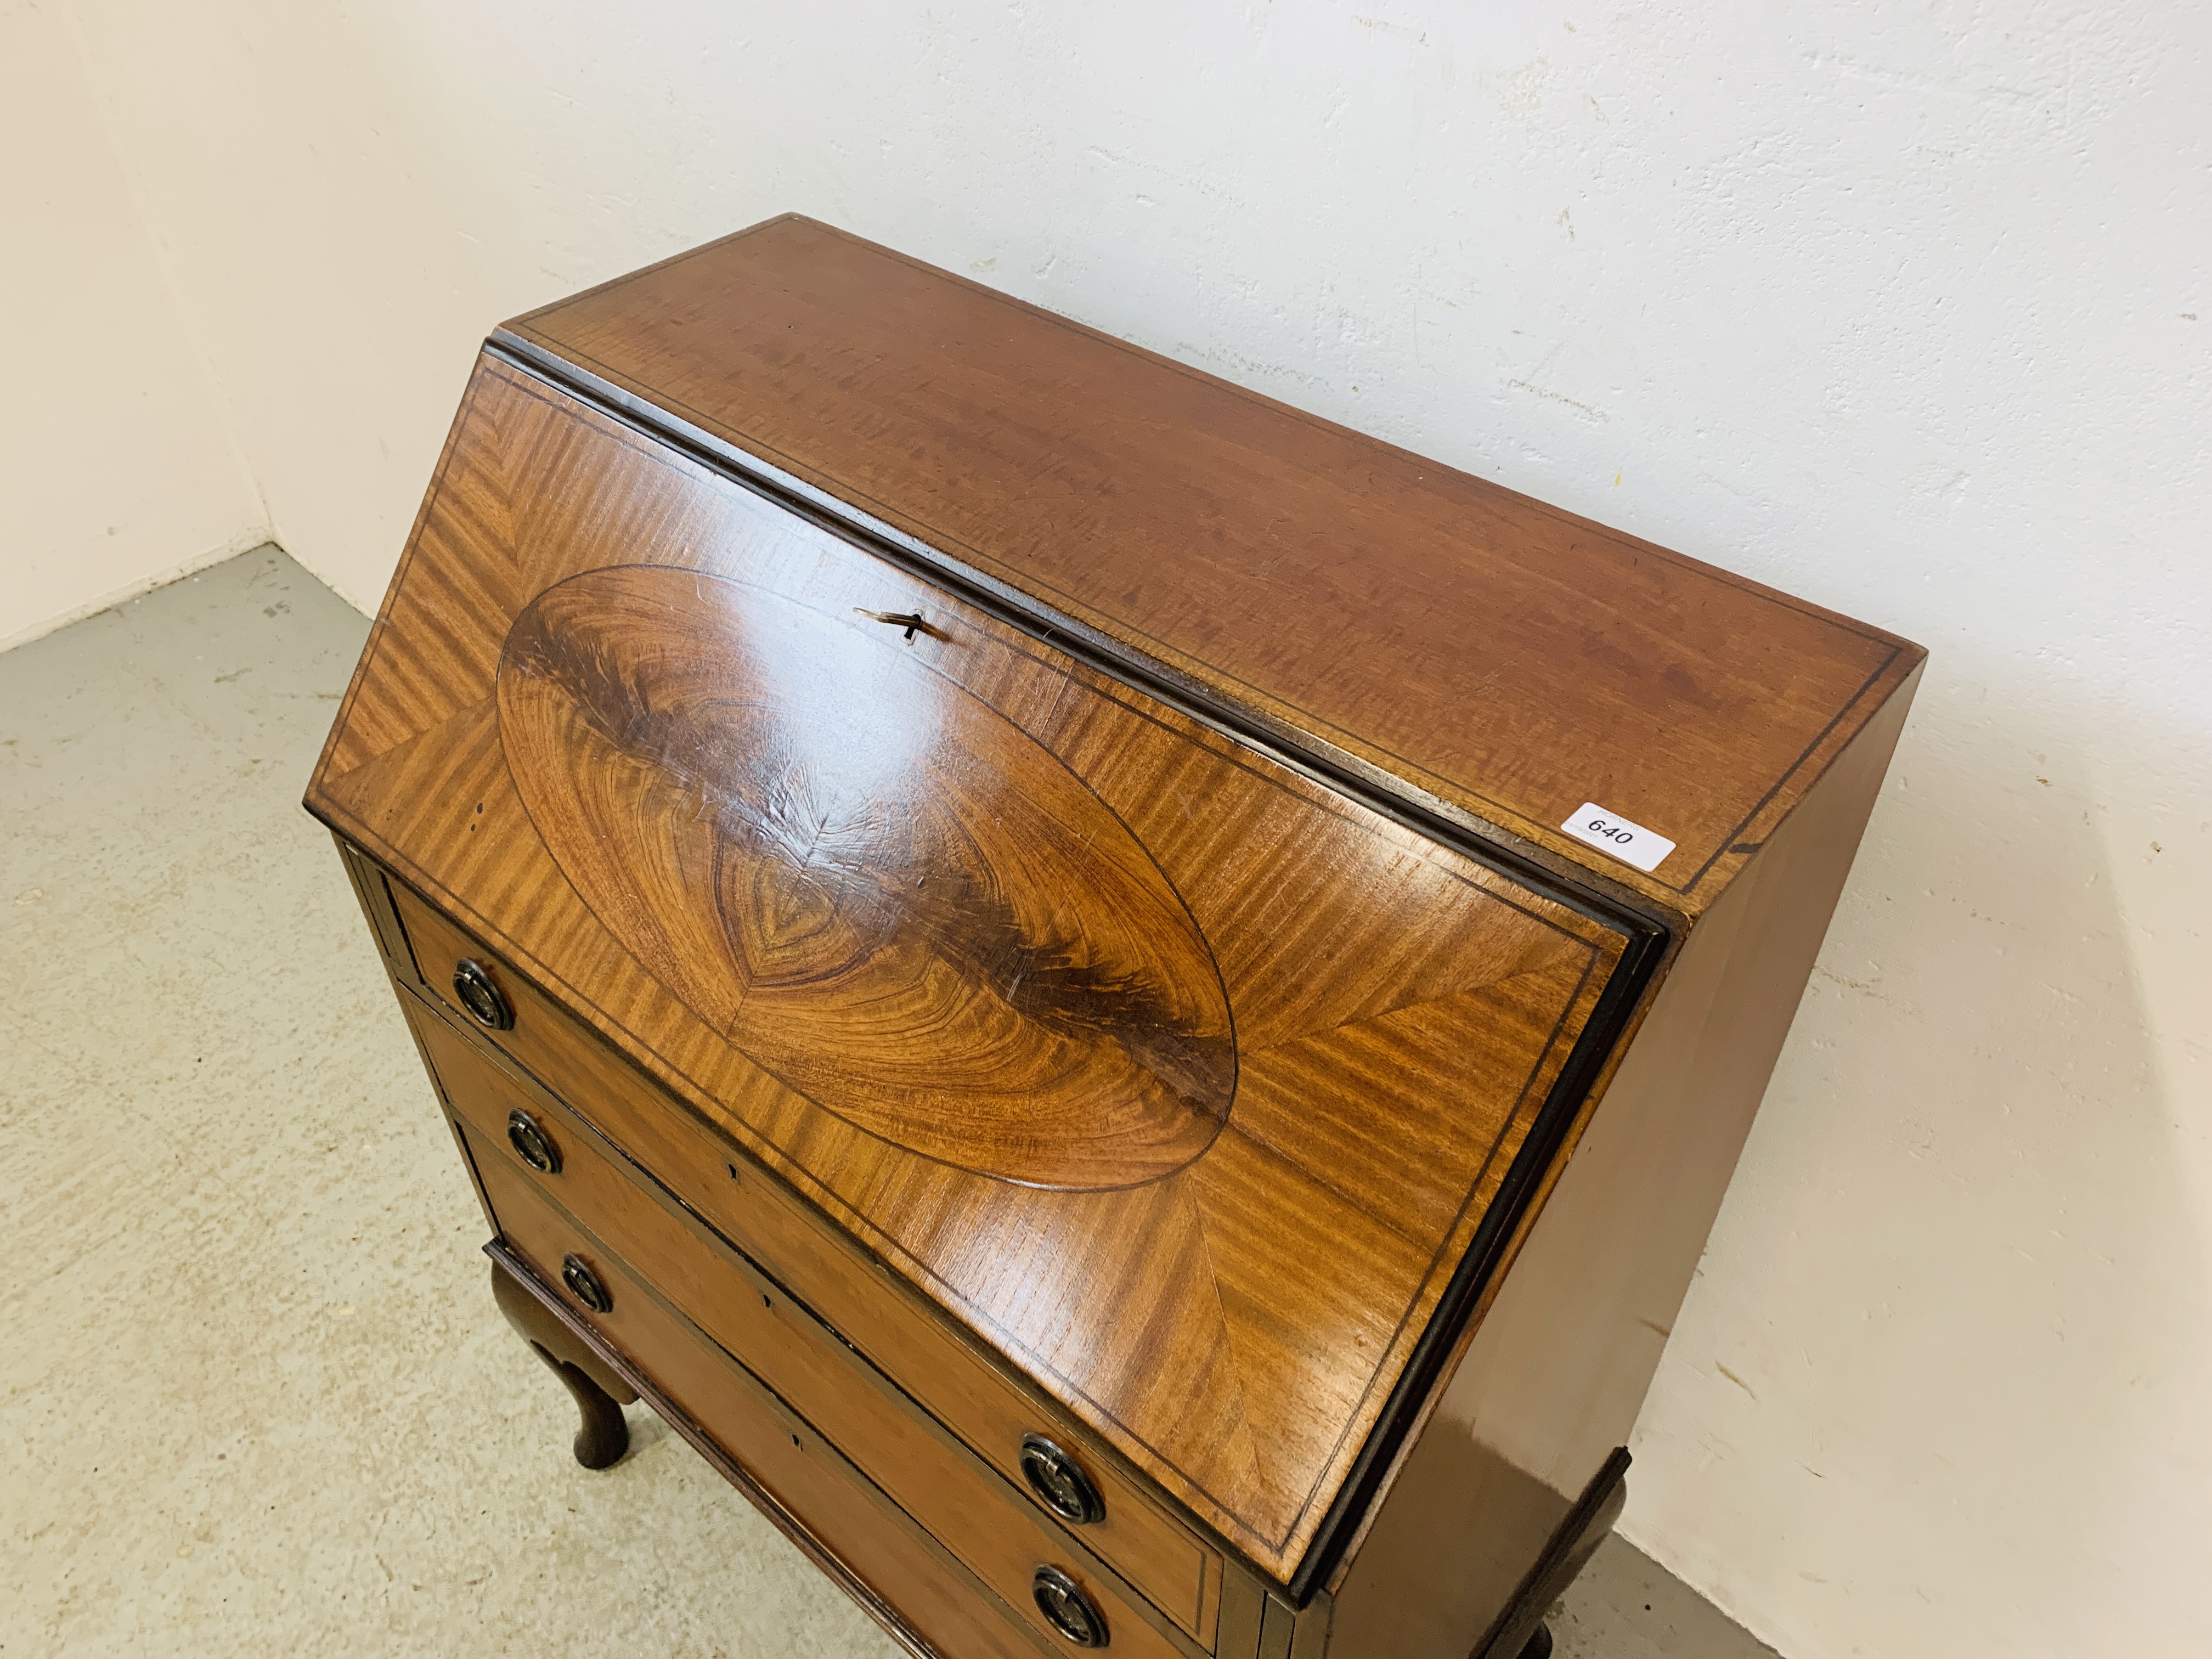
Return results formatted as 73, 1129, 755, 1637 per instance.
0, 547, 1779, 1658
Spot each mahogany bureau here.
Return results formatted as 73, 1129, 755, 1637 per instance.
304, 215, 1923, 1659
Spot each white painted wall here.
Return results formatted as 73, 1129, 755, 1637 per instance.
54, 2, 2211, 1654
0, 0, 263, 653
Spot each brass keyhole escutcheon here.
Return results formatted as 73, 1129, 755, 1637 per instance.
853, 607, 933, 642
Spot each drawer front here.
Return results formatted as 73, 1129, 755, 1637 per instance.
431, 1004, 1201, 1659
466, 1129, 1048, 1659
394, 881, 1221, 1641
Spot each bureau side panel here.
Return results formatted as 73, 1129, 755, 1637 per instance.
1324, 664, 1920, 1659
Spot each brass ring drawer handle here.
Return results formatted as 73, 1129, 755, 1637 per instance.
452, 958, 514, 1031
507, 1109, 561, 1175
1019, 1434, 1106, 1525
560, 1253, 613, 1315
1031, 1565, 1109, 1647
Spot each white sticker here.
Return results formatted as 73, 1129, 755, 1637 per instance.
1560, 802, 1677, 874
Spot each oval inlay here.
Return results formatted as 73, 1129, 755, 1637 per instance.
496, 565, 1234, 1189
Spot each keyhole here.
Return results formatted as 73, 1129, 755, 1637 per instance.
853, 607, 929, 642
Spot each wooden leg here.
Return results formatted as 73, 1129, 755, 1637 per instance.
1478, 1448, 1629, 1659
490, 1260, 637, 1469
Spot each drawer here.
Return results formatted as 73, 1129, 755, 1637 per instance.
468, 1135, 1047, 1659
433, 1008, 1203, 1659
392, 879, 1223, 1643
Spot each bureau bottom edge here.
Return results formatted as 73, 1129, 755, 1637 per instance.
485, 1237, 1057, 1659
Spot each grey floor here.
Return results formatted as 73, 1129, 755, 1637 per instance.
0, 547, 1778, 1658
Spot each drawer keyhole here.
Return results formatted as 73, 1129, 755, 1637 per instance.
1031, 1565, 1109, 1648
453, 958, 514, 1031
1019, 1434, 1105, 1526
853, 607, 933, 642
506, 1110, 561, 1175
560, 1253, 613, 1314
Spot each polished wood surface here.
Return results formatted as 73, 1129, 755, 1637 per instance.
476, 1184, 1044, 1659
385, 874, 1224, 1629
308, 359, 1629, 1576
501, 215, 1920, 916
446, 1029, 1204, 1658
1322, 669, 1921, 1658
499, 561, 1233, 1187
411, 980, 1220, 1641
309, 216, 1927, 1657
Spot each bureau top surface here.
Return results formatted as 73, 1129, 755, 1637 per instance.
500, 215, 1922, 917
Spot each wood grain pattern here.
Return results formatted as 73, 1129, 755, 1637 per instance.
308, 359, 1629, 1578
498, 563, 1233, 1188
478, 1201, 1048, 1659
501, 214, 1923, 915
311, 220, 1927, 1645
447, 1039, 1205, 1657
391, 936, 1223, 1635
1320, 668, 1921, 1658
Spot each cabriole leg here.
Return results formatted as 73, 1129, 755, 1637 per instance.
489, 1260, 637, 1469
